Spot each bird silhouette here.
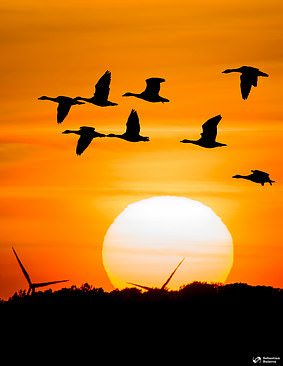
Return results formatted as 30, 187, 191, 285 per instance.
127, 258, 185, 291
233, 170, 275, 186
222, 66, 269, 100
180, 115, 226, 148
107, 109, 149, 142
76, 70, 118, 106
38, 96, 84, 124
62, 126, 106, 155
12, 247, 68, 295
122, 77, 169, 103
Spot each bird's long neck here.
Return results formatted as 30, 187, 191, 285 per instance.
95, 132, 106, 138
63, 130, 80, 135
182, 139, 199, 145
235, 175, 248, 179
76, 97, 92, 102
123, 92, 140, 98
225, 68, 241, 73
41, 96, 58, 102
107, 133, 122, 138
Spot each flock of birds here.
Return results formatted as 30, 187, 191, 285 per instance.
10, 66, 275, 295
38, 66, 274, 186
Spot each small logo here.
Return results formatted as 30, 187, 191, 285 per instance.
252, 357, 262, 364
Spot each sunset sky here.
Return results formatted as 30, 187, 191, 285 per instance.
0, 0, 283, 299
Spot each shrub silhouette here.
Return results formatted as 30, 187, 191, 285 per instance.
2, 281, 282, 308
2, 281, 281, 356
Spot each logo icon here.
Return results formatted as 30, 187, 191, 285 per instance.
252, 356, 262, 364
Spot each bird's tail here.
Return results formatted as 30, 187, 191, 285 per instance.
161, 97, 170, 103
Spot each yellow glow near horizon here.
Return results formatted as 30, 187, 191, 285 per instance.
102, 196, 233, 290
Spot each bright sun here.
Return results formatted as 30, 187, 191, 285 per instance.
102, 196, 233, 290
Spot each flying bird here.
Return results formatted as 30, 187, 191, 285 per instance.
122, 77, 169, 103
76, 70, 118, 106
180, 115, 226, 148
222, 66, 269, 100
233, 170, 275, 186
107, 109, 149, 142
12, 247, 68, 295
38, 96, 84, 124
127, 258, 185, 291
62, 126, 106, 155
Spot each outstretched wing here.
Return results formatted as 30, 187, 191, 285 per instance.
34, 279, 69, 288
76, 134, 94, 155
94, 70, 111, 100
144, 77, 165, 95
161, 258, 185, 290
12, 247, 32, 286
125, 109, 140, 136
57, 102, 72, 124
251, 170, 270, 178
126, 282, 153, 291
201, 115, 222, 143
240, 73, 253, 100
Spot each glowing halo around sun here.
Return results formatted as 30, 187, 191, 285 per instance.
102, 196, 233, 290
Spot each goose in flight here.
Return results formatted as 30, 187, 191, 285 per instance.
76, 70, 118, 106
180, 115, 226, 148
107, 109, 149, 142
127, 258, 185, 291
12, 247, 68, 295
222, 66, 269, 100
38, 96, 84, 124
122, 77, 169, 103
233, 170, 275, 186
62, 126, 106, 155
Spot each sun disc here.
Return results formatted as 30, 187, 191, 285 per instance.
102, 196, 233, 290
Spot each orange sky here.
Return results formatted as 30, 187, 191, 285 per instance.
0, 0, 283, 299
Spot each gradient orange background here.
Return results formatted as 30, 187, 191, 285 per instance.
0, 0, 282, 299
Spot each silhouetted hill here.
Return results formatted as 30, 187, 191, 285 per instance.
1, 282, 281, 365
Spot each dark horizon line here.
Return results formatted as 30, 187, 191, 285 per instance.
2, 280, 282, 304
